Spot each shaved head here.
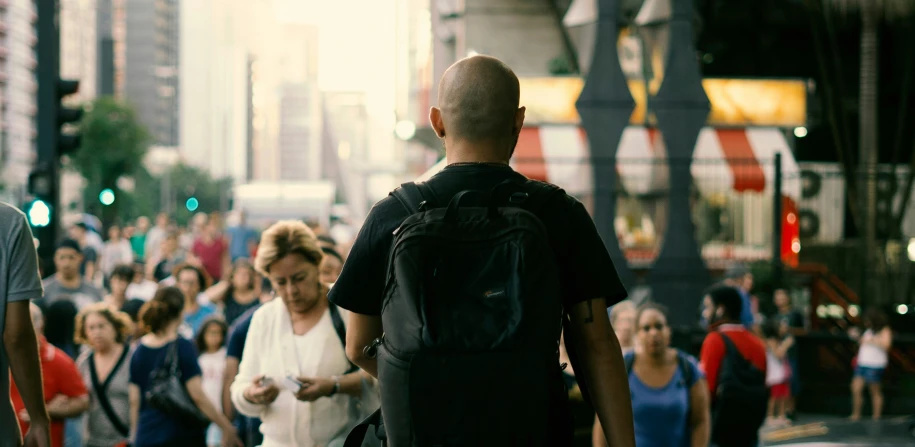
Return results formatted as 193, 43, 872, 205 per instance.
435, 55, 522, 147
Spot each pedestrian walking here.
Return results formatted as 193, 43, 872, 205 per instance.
332, 55, 635, 447
1, 202, 51, 447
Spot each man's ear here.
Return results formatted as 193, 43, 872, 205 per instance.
513, 106, 526, 136
430, 107, 445, 138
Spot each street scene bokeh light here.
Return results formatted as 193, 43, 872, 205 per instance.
186, 197, 199, 212
99, 188, 115, 206
27, 200, 51, 227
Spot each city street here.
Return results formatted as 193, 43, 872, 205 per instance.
762, 416, 914, 446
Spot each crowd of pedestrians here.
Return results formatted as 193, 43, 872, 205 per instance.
2, 54, 898, 447
3, 206, 363, 447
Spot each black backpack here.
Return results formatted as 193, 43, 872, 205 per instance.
710, 333, 769, 446
346, 179, 567, 447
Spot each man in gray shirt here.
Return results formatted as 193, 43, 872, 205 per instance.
1, 202, 50, 447
40, 239, 103, 310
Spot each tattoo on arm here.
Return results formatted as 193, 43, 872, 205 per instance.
584, 299, 594, 323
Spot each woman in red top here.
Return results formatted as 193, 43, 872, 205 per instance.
192, 222, 229, 282
11, 303, 89, 447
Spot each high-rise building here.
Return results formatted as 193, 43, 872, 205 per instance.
179, 0, 251, 183
0, 0, 39, 203
125, 0, 179, 146
247, 7, 321, 182
394, 0, 434, 177
59, 0, 97, 101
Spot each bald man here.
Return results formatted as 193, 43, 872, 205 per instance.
332, 56, 634, 446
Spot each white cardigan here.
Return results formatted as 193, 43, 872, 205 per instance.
230, 299, 359, 447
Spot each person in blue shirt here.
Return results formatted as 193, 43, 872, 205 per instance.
174, 264, 218, 336
226, 212, 258, 263
128, 286, 241, 447
619, 303, 710, 447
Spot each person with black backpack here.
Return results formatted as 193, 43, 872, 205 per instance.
329, 55, 635, 447
699, 286, 768, 447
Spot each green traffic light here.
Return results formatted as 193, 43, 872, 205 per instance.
99, 188, 115, 206
186, 197, 199, 211
27, 200, 52, 227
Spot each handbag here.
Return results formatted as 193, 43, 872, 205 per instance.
144, 341, 210, 426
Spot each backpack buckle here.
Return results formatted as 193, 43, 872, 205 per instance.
508, 192, 528, 204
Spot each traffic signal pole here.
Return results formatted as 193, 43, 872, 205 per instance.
35, 0, 61, 263
33, 0, 82, 269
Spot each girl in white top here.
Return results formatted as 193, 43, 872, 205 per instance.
230, 221, 371, 447
848, 309, 892, 421
197, 318, 229, 447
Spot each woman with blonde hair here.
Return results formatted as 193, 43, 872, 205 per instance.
75, 303, 135, 447
230, 220, 375, 447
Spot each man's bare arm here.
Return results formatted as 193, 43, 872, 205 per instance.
567, 298, 635, 447
345, 312, 383, 378
4, 300, 49, 427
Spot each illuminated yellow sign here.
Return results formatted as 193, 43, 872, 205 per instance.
519, 77, 808, 127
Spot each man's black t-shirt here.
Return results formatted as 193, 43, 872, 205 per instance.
329, 163, 628, 315
328, 163, 628, 443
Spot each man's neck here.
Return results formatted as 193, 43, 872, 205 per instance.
56, 273, 82, 289
445, 142, 509, 165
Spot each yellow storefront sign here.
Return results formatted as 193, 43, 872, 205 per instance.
519, 77, 808, 127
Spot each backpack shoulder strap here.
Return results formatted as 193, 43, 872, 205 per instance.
717, 331, 739, 356
328, 303, 359, 374
391, 182, 436, 214
520, 180, 564, 214
344, 408, 383, 447
624, 351, 636, 376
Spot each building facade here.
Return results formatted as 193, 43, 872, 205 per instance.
247, 8, 321, 182
125, 0, 179, 146
179, 0, 251, 183
0, 0, 38, 203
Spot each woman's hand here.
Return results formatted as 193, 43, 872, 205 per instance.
293, 376, 334, 402
221, 425, 244, 447
243, 375, 280, 405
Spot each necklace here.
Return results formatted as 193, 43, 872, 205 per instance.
448, 161, 509, 168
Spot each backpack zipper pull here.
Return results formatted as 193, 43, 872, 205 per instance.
364, 337, 383, 359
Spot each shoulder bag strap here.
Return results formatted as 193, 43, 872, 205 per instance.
89, 350, 130, 436
165, 340, 180, 377
328, 303, 359, 374
676, 350, 694, 386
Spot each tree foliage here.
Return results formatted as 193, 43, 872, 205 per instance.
70, 97, 149, 223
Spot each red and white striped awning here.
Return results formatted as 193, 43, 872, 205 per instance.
692, 128, 800, 200
416, 126, 799, 200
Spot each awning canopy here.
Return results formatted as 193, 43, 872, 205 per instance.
691, 128, 800, 201
417, 126, 593, 196
415, 126, 800, 200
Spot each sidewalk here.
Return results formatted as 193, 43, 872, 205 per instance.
761, 415, 914, 446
